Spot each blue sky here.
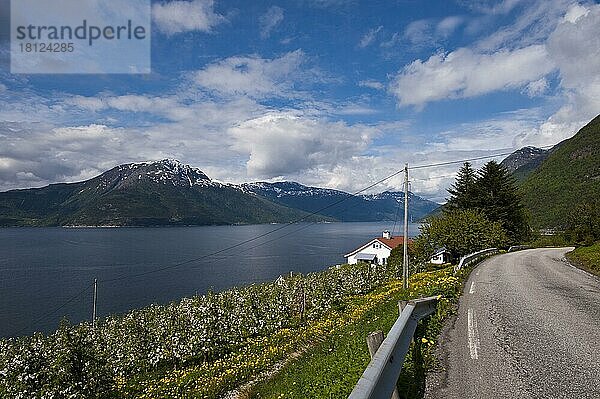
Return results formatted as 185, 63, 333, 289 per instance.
1, 0, 599, 201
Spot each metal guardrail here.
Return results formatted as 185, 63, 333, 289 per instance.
453, 248, 498, 273
508, 245, 531, 252
349, 296, 439, 399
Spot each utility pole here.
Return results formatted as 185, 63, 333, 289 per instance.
92, 278, 97, 329
403, 163, 409, 289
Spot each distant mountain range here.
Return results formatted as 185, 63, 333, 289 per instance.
241, 181, 439, 222
0, 159, 439, 227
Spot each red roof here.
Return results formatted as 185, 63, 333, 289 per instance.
378, 236, 412, 249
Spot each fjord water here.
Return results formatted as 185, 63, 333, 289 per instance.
0, 222, 420, 337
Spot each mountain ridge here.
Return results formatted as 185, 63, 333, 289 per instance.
241, 181, 439, 222
500, 146, 551, 182
0, 160, 320, 227
0, 160, 439, 227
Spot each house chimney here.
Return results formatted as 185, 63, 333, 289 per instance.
382, 230, 391, 239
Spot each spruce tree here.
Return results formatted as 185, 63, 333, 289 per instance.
446, 162, 477, 211
473, 161, 529, 243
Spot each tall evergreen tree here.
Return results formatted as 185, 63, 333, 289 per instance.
446, 162, 477, 211
473, 161, 529, 243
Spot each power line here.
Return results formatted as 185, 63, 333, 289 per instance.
89, 147, 562, 283
55, 148, 544, 285
9, 166, 407, 336
409, 145, 554, 171
411, 173, 457, 182
13, 146, 548, 336
390, 178, 404, 236
101, 167, 406, 283
12, 282, 94, 337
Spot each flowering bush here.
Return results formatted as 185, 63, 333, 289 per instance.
0, 261, 399, 397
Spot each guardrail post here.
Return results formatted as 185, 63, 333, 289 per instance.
366, 331, 384, 357
350, 296, 440, 399
398, 300, 408, 314
366, 331, 400, 399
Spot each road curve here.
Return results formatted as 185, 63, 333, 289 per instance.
426, 248, 600, 399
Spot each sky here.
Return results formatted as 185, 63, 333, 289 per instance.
0, 0, 599, 202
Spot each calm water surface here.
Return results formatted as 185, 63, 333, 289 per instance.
0, 222, 420, 337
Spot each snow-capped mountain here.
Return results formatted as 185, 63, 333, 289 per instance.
240, 181, 349, 198
242, 182, 439, 222
500, 146, 549, 175
0, 160, 439, 226
88, 159, 214, 193
0, 160, 316, 227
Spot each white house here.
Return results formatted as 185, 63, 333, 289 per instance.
430, 247, 452, 265
344, 231, 409, 266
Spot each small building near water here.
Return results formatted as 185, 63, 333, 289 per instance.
344, 230, 409, 266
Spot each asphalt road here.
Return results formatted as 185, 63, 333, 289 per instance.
426, 248, 600, 399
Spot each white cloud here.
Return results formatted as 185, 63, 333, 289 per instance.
522, 2, 600, 143
474, 0, 570, 51
65, 96, 106, 112
0, 122, 130, 190
193, 50, 310, 98
380, 32, 401, 48
522, 78, 548, 97
358, 26, 383, 48
388, 0, 600, 161
52, 124, 112, 141
3, 1, 599, 202
390, 45, 554, 107
306, 0, 355, 8
358, 79, 384, 90
152, 0, 225, 35
379, 16, 461, 51
334, 104, 378, 115
562, 3, 590, 23
228, 111, 377, 178
429, 110, 544, 151
404, 19, 432, 46
547, 4, 600, 95
259, 6, 284, 39
466, 0, 524, 15
0, 86, 269, 191
436, 16, 463, 36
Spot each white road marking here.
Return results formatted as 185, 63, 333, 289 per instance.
565, 261, 597, 279
475, 270, 479, 276
467, 308, 480, 360
469, 281, 476, 294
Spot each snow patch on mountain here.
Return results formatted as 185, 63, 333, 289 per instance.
93, 159, 233, 191
241, 181, 351, 198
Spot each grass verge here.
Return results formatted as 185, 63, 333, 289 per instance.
247, 268, 463, 399
566, 242, 600, 277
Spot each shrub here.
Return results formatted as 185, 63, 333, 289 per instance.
413, 209, 509, 262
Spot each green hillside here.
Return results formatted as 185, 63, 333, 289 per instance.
0, 160, 323, 227
520, 114, 600, 228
